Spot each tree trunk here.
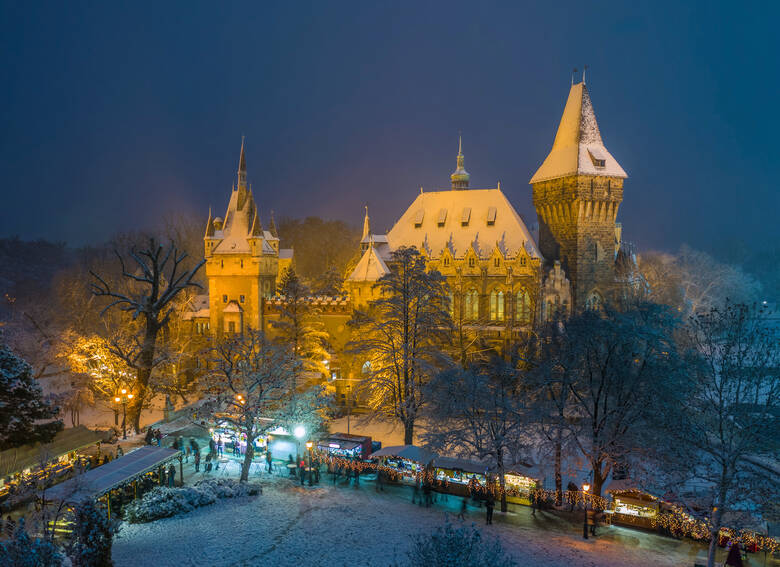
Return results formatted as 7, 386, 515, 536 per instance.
592, 463, 606, 498
130, 323, 160, 433
403, 419, 414, 445
708, 505, 723, 567
241, 436, 255, 482
498, 458, 508, 513
554, 434, 562, 507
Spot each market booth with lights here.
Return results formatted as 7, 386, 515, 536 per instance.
604, 480, 663, 529
503, 464, 540, 506
430, 456, 488, 495
368, 445, 438, 484
317, 433, 373, 460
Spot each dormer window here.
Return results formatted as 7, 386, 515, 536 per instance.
588, 148, 606, 168
443, 257, 450, 267
494, 257, 500, 267
414, 209, 425, 228
487, 207, 497, 226
461, 207, 471, 226
520, 256, 527, 266
437, 208, 447, 227
468, 257, 475, 268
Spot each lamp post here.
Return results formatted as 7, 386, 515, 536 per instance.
582, 483, 591, 539
305, 441, 313, 486
346, 383, 351, 435
115, 389, 134, 440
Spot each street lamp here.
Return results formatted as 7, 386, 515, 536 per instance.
305, 441, 313, 486
115, 389, 134, 440
582, 483, 591, 539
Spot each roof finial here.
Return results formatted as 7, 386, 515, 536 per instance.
237, 136, 247, 189
362, 205, 371, 242
572, 67, 578, 85
420, 186, 424, 194
450, 132, 470, 190
582, 65, 588, 84
458, 130, 463, 156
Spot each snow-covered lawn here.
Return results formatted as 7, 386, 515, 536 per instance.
111, 463, 741, 567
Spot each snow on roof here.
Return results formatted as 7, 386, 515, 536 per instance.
347, 243, 391, 282
223, 300, 243, 313
385, 188, 541, 259
368, 445, 438, 464
530, 82, 627, 184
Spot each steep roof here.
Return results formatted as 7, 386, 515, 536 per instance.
385, 188, 540, 259
347, 242, 391, 282
530, 82, 627, 183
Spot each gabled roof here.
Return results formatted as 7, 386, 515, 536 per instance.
530, 82, 627, 183
347, 242, 391, 282
385, 188, 540, 259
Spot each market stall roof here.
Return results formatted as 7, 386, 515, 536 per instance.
368, 445, 437, 465
45, 446, 181, 503
318, 439, 361, 451
0, 426, 106, 477
432, 456, 488, 475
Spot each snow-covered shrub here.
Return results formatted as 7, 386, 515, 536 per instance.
400, 520, 516, 567
0, 518, 63, 567
69, 499, 118, 567
124, 479, 260, 523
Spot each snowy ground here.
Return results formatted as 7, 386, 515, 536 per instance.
111, 459, 774, 567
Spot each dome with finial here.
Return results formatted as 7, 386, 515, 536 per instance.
450, 134, 470, 190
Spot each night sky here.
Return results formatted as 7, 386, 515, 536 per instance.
1, 1, 778, 254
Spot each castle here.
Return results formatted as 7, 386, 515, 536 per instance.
190, 79, 631, 366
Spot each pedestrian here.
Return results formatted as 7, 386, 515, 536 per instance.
531, 489, 537, 516
412, 478, 420, 504
205, 453, 213, 473
194, 450, 201, 472
209, 437, 216, 456
155, 430, 162, 447
485, 492, 495, 525
177, 436, 184, 455
725, 542, 744, 567
116, 445, 123, 459
265, 451, 273, 473
168, 464, 176, 487
185, 445, 191, 463
217, 436, 224, 457
457, 496, 468, 520
300, 464, 306, 486
375, 469, 384, 492
423, 481, 432, 507
144, 428, 153, 445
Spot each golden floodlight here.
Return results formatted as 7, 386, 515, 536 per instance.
114, 397, 120, 403
305, 441, 313, 449
582, 483, 591, 493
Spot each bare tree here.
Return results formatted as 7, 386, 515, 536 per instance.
348, 247, 452, 445
648, 302, 779, 567
90, 238, 204, 432
203, 330, 297, 482
424, 354, 529, 512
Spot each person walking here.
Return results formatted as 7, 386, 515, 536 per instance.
116, 445, 124, 459
168, 464, 176, 487
412, 477, 420, 505
375, 469, 384, 492
531, 489, 537, 516
265, 451, 273, 474
217, 436, 224, 457
155, 430, 162, 447
144, 428, 154, 445
485, 492, 495, 525
194, 450, 201, 472
185, 444, 191, 463
457, 496, 468, 520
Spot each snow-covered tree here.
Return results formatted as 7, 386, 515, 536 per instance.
424, 355, 529, 512
0, 518, 62, 567
90, 238, 204, 432
648, 302, 779, 567
348, 246, 452, 445
273, 267, 330, 381
401, 520, 516, 567
68, 499, 117, 567
530, 304, 682, 497
0, 343, 62, 450
203, 330, 297, 482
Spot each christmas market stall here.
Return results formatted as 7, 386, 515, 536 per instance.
44, 446, 181, 520
431, 456, 488, 496
317, 433, 372, 460
503, 464, 540, 506
368, 445, 438, 484
604, 479, 662, 529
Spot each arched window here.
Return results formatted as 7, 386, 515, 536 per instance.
490, 290, 505, 321
585, 291, 603, 311
516, 288, 531, 324
464, 290, 479, 320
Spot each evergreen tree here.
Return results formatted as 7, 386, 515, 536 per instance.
0, 518, 62, 567
0, 343, 62, 450
69, 500, 117, 567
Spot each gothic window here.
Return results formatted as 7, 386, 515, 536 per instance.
228, 321, 236, 334
464, 290, 479, 320
489, 290, 505, 322
222, 294, 228, 303
239, 295, 245, 303
468, 257, 475, 268
516, 288, 531, 324
494, 257, 500, 267
585, 291, 603, 311
220, 260, 224, 268
520, 256, 526, 266
240, 259, 244, 268
443, 257, 450, 267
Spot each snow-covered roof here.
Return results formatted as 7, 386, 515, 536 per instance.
223, 301, 242, 313
385, 188, 540, 259
369, 445, 438, 464
182, 294, 210, 320
530, 82, 627, 183
347, 243, 391, 282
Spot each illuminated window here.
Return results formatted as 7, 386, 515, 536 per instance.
239, 295, 245, 303
222, 295, 228, 303
585, 291, 603, 311
516, 288, 531, 324
520, 256, 527, 266
490, 290, 504, 321
464, 290, 479, 320
468, 257, 475, 268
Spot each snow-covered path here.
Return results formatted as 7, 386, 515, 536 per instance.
111, 465, 753, 567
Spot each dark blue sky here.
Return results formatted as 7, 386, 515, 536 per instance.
1, 1, 778, 254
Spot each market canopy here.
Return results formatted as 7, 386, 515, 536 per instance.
0, 426, 106, 478
368, 445, 437, 465
432, 456, 488, 475
45, 446, 181, 503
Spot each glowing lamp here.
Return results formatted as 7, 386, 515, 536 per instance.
582, 483, 590, 493
121, 388, 127, 394
114, 397, 120, 403
128, 394, 133, 399
305, 441, 313, 450
294, 426, 306, 439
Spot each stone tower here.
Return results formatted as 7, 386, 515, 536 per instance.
204, 139, 282, 335
530, 81, 627, 309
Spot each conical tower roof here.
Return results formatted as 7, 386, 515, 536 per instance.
530, 82, 627, 183
450, 134, 470, 189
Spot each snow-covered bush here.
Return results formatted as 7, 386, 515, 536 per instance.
69, 499, 117, 567
124, 479, 260, 523
400, 520, 516, 567
0, 518, 63, 567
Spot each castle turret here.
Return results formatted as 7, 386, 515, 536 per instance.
530, 80, 627, 309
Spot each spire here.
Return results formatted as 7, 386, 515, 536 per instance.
361, 205, 371, 242
529, 81, 627, 183
205, 206, 215, 237
450, 133, 470, 190
237, 136, 247, 189
269, 210, 278, 238
250, 206, 263, 237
